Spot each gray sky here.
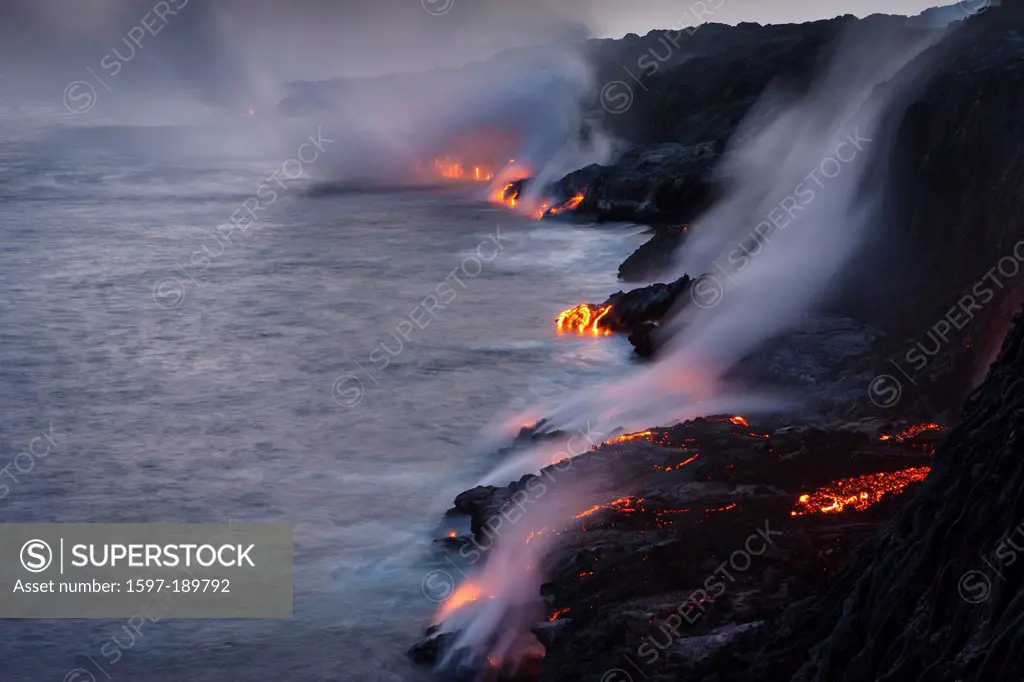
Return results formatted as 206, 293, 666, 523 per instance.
0, 0, 951, 84
217, 0, 951, 78
590, 0, 944, 35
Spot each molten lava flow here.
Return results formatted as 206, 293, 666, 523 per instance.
571, 495, 734, 532
434, 581, 486, 621
551, 193, 585, 214
548, 607, 571, 622
575, 496, 641, 520
719, 416, 771, 439
484, 164, 585, 221
487, 162, 532, 211
654, 453, 699, 472
492, 182, 521, 210
573, 504, 602, 520
879, 422, 944, 443
531, 194, 586, 219
555, 304, 614, 336
604, 430, 653, 445
791, 466, 932, 516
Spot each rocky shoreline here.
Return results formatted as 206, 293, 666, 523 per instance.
411, 3, 1024, 680
413, 417, 944, 681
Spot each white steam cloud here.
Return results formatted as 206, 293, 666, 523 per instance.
309, 40, 612, 192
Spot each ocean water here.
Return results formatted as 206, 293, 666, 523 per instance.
0, 113, 644, 681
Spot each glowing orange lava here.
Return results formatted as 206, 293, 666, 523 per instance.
879, 422, 944, 443
555, 193, 585, 213
548, 607, 571, 621
655, 453, 699, 472
492, 182, 520, 210
555, 303, 614, 336
430, 157, 495, 182
541, 193, 585, 218
574, 504, 602, 520
791, 466, 932, 516
434, 581, 486, 621
488, 161, 531, 211
482, 162, 584, 221
728, 416, 750, 427
605, 430, 653, 445
575, 496, 641, 520
571, 495, 733, 531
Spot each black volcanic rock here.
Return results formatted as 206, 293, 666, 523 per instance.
695, 303, 1024, 682
628, 322, 659, 359
585, 21, 845, 148
604, 276, 691, 331
554, 143, 720, 227
595, 275, 692, 359
618, 225, 690, 283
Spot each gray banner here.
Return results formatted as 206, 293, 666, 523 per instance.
0, 524, 292, 618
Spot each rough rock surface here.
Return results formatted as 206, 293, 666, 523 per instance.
555, 143, 719, 228
617, 225, 689, 283
693, 303, 1024, 682
603, 276, 691, 332
413, 416, 945, 682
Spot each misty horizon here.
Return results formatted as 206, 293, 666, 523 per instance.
0, 0, 965, 110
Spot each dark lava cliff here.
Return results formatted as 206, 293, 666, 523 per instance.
579, 1, 1024, 419
641, 4, 1024, 681
697, 316, 1024, 682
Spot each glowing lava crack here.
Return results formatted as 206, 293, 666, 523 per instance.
791, 466, 932, 516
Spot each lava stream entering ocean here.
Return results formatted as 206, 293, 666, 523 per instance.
488, 175, 585, 220
434, 581, 489, 622
493, 182, 521, 210
421, 156, 584, 220
555, 303, 613, 336
553, 193, 584, 213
